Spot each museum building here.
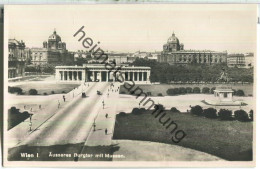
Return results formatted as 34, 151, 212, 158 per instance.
158, 32, 228, 65
31, 30, 74, 66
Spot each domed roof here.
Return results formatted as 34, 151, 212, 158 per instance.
167, 32, 179, 43
48, 30, 61, 41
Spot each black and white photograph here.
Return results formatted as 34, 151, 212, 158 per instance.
3, 4, 256, 167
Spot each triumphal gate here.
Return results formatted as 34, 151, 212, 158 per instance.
55, 64, 151, 83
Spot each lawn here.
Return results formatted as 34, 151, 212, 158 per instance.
14, 83, 80, 95
113, 111, 253, 161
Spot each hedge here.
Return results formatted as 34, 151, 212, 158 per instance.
218, 109, 233, 120
234, 110, 249, 122
191, 105, 203, 116
236, 90, 245, 96
203, 108, 217, 119
193, 87, 201, 93
170, 107, 180, 113
8, 86, 23, 95
28, 89, 38, 95
202, 87, 210, 94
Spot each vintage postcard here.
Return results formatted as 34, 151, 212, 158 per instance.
3, 4, 256, 167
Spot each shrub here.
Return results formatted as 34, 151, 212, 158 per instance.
193, 87, 201, 93
132, 108, 142, 115
186, 87, 193, 93
153, 104, 165, 111
167, 88, 181, 96
218, 109, 233, 120
236, 89, 245, 96
121, 91, 126, 94
170, 107, 180, 113
28, 89, 38, 95
8, 86, 23, 95
249, 110, 253, 121
140, 108, 146, 112
51, 91, 55, 94
179, 87, 187, 94
202, 87, 210, 94
234, 110, 249, 122
43, 92, 48, 95
62, 91, 66, 94
191, 105, 203, 116
118, 112, 127, 116
157, 93, 163, 96
232, 89, 237, 96
210, 87, 216, 94
203, 108, 217, 119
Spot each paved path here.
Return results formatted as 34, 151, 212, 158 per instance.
78, 83, 120, 160
8, 82, 109, 148
111, 140, 224, 161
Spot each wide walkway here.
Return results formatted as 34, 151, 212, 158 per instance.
7, 82, 108, 147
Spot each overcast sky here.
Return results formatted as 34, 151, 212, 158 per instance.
6, 4, 257, 53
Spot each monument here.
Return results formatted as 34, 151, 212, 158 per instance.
213, 68, 234, 102
204, 68, 245, 106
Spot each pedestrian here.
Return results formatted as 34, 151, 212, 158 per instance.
63, 95, 66, 102
105, 128, 108, 135
105, 113, 108, 118
93, 123, 96, 131
39, 105, 41, 110
24, 105, 26, 110
30, 108, 32, 112
58, 100, 60, 109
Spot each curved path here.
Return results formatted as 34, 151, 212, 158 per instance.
111, 140, 224, 161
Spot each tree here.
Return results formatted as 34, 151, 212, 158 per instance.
234, 109, 249, 122
28, 89, 38, 95
210, 87, 216, 94
186, 87, 193, 93
236, 90, 245, 96
249, 110, 253, 121
203, 108, 217, 119
191, 105, 203, 116
193, 87, 201, 93
170, 107, 180, 113
202, 87, 210, 94
218, 109, 233, 120
179, 87, 187, 94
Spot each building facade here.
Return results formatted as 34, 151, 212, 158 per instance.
55, 64, 151, 83
8, 39, 26, 78
227, 54, 246, 67
31, 30, 74, 66
158, 31, 228, 65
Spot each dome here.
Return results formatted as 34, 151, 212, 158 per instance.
167, 31, 178, 43
48, 30, 61, 41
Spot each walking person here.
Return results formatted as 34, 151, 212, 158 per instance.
63, 95, 66, 102
58, 100, 60, 109
105, 113, 108, 118
105, 128, 108, 135
39, 105, 41, 110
